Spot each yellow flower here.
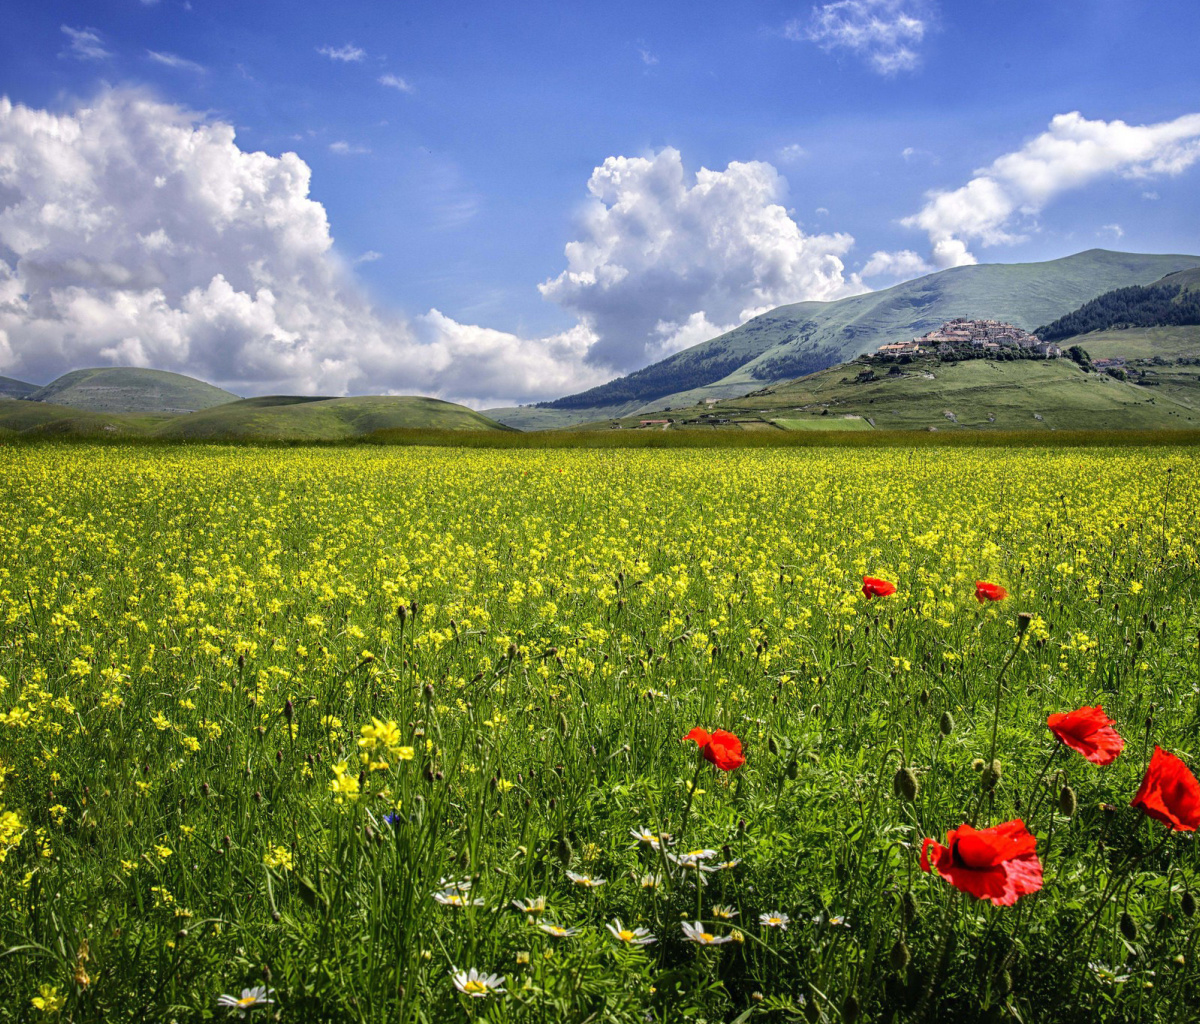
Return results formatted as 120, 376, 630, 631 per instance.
31, 984, 65, 1014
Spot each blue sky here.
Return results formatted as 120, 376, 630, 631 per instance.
1, 0, 1198, 403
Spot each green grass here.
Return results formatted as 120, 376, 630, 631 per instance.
1070, 326, 1200, 361
0, 376, 38, 400
1, 444, 1199, 1023
772, 416, 873, 431
27, 367, 240, 413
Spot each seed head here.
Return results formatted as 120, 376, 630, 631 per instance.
981, 760, 1002, 792
1017, 612, 1033, 636
939, 711, 955, 736
889, 937, 911, 971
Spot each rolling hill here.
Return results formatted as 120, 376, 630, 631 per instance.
486, 249, 1200, 429
26, 367, 240, 413
0, 376, 37, 399
0, 395, 510, 441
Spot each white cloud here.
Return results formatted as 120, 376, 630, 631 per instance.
317, 44, 365, 62
1142, 190, 1159, 200
329, 140, 370, 155
1100, 223, 1124, 239
639, 48, 658, 67
861, 249, 931, 280
378, 73, 414, 93
0, 89, 609, 407
901, 110, 1200, 267
777, 143, 807, 163
790, 0, 931, 75
354, 250, 384, 264
539, 147, 864, 371
61, 26, 111, 61
147, 50, 205, 73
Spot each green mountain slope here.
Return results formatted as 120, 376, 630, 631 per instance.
153, 396, 510, 440
496, 249, 1199, 428
0, 376, 38, 399
581, 356, 1200, 433
0, 394, 509, 440
27, 367, 240, 413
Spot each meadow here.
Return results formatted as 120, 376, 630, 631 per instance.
1, 443, 1199, 1023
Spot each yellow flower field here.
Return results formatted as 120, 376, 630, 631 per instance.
0, 444, 1198, 1022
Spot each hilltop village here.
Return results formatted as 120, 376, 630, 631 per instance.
873, 318, 1063, 361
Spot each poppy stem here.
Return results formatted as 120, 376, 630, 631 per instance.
679, 759, 704, 842
1025, 744, 1065, 822
987, 627, 1028, 769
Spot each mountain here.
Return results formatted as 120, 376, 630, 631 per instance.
0, 376, 37, 399
486, 249, 1200, 429
26, 367, 240, 413
0, 394, 510, 441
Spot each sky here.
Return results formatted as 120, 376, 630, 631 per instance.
1, 0, 1199, 406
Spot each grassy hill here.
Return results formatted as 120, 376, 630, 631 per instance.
492, 249, 1200, 429
154, 396, 510, 440
578, 356, 1200, 434
27, 367, 240, 413
0, 395, 510, 441
0, 376, 37, 400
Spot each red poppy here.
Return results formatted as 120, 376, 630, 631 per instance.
1046, 705, 1124, 766
975, 581, 1007, 602
683, 727, 745, 772
862, 576, 897, 599
920, 819, 1043, 906
1130, 746, 1200, 832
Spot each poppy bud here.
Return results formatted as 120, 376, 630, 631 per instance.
1182, 891, 1196, 918
507, 643, 518, 660
997, 968, 1013, 995
841, 992, 860, 1023
902, 891, 919, 924
410, 600, 419, 617
271, 911, 281, 922
919, 688, 929, 705
1120, 912, 1138, 941
893, 766, 919, 802
397, 604, 406, 623
1016, 612, 1032, 635
276, 750, 283, 764
786, 758, 799, 781
201, 782, 209, 797
1058, 784, 1077, 817
738, 818, 746, 833
890, 937, 911, 970
238, 654, 245, 669
768, 735, 780, 756
222, 835, 231, 848
556, 834, 573, 867
283, 699, 294, 723
981, 760, 1002, 791
940, 711, 955, 736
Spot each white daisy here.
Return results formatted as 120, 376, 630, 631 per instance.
760, 911, 790, 930
537, 922, 580, 938
434, 890, 484, 907
565, 870, 606, 888
452, 967, 506, 998
607, 918, 656, 945
217, 986, 274, 1017
681, 921, 733, 945
511, 896, 547, 916
711, 904, 739, 920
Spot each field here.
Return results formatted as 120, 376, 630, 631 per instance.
2, 443, 1200, 1022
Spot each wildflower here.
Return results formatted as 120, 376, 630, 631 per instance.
711, 858, 741, 871
512, 896, 547, 916
452, 967, 505, 998
862, 576, 897, 598
760, 911, 790, 929
630, 827, 670, 848
637, 873, 662, 890
1130, 746, 1200, 831
711, 904, 739, 920
920, 819, 1043, 906
974, 581, 1007, 602
438, 877, 473, 892
1047, 705, 1125, 766
681, 921, 733, 945
434, 890, 485, 907
31, 985, 66, 1013
537, 922, 579, 938
217, 986, 274, 1016
1089, 963, 1133, 985
669, 848, 717, 871
682, 728, 745, 772
565, 870, 605, 888
607, 919, 656, 945
263, 845, 293, 871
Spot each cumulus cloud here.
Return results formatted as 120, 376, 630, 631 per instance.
0, 89, 609, 406
861, 249, 931, 280
539, 147, 863, 370
902, 110, 1200, 267
329, 140, 370, 155
378, 73, 414, 93
317, 44, 365, 62
61, 26, 111, 61
790, 0, 931, 75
